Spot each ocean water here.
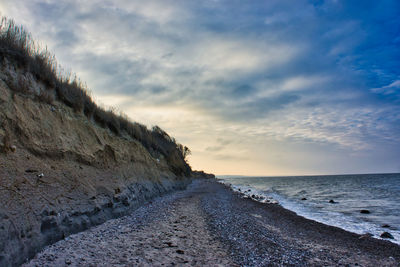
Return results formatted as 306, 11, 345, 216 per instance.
218, 173, 400, 244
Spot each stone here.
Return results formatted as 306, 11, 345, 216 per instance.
329, 200, 336, 204
360, 210, 370, 214
25, 169, 39, 173
301, 198, 307, 201
176, 249, 184, 254
381, 224, 390, 228
380, 232, 394, 239
359, 233, 373, 239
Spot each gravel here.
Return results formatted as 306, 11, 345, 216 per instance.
23, 179, 400, 267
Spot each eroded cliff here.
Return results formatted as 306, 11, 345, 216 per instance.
0, 44, 191, 267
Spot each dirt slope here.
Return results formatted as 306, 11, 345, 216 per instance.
0, 60, 190, 267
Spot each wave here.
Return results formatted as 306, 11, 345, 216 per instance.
217, 176, 400, 245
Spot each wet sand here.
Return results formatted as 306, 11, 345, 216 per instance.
24, 179, 400, 266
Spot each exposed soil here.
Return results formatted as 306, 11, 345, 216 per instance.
0, 72, 189, 266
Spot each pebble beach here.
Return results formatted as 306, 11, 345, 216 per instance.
24, 179, 400, 266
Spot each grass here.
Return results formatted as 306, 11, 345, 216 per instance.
0, 17, 191, 175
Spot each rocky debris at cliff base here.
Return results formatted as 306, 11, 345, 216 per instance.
23, 180, 235, 267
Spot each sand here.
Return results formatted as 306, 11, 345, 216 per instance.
23, 179, 400, 266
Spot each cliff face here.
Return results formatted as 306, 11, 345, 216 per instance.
0, 59, 191, 266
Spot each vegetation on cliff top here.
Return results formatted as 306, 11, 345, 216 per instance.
0, 17, 191, 175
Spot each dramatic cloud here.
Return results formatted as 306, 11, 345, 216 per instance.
2, 0, 399, 175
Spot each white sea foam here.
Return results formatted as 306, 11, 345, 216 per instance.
217, 174, 400, 245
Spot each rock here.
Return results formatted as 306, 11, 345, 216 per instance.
360, 210, 370, 214
25, 169, 39, 173
381, 224, 390, 228
301, 198, 307, 201
329, 200, 336, 204
10, 145, 16, 152
359, 233, 373, 239
176, 249, 184, 254
251, 194, 256, 198
37, 173, 44, 178
380, 232, 394, 239
164, 241, 177, 247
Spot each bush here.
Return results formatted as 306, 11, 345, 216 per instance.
30, 52, 57, 88
36, 89, 54, 104
5, 75, 30, 94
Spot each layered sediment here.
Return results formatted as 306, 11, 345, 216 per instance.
0, 60, 191, 267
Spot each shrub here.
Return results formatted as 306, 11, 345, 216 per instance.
83, 96, 96, 118
5, 75, 30, 94
105, 109, 120, 135
36, 90, 54, 104
30, 52, 57, 88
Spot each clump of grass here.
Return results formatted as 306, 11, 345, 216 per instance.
36, 89, 54, 104
5, 75, 30, 94
0, 16, 191, 175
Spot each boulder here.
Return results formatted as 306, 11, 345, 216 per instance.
360, 210, 370, 214
380, 232, 394, 239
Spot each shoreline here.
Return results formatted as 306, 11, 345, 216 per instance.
24, 179, 400, 266
217, 178, 400, 246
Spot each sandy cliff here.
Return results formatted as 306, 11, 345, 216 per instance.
0, 58, 191, 266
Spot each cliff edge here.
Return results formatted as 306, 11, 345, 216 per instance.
0, 18, 192, 266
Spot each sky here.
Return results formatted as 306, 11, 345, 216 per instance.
1, 0, 400, 176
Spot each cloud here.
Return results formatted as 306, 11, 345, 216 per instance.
213, 153, 249, 162
1, 0, 400, 174
371, 80, 400, 99
205, 138, 232, 152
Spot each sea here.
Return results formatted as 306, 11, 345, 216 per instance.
218, 173, 400, 244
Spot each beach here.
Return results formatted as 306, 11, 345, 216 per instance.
24, 179, 400, 266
